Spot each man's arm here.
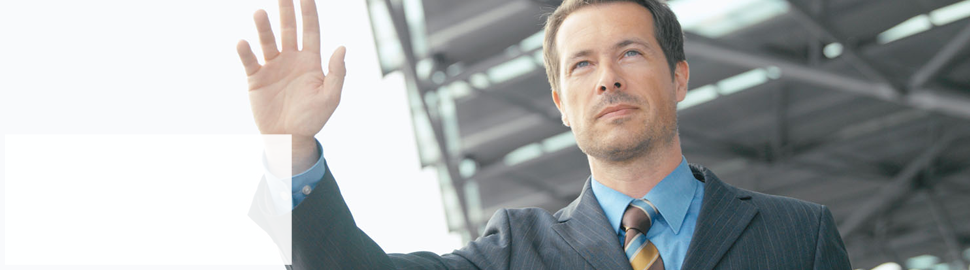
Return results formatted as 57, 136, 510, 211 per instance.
286, 160, 513, 270
813, 206, 852, 269
285, 161, 395, 269
259, 139, 513, 269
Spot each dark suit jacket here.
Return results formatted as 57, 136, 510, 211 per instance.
254, 162, 851, 269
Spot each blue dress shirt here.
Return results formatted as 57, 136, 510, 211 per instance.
590, 157, 705, 270
289, 139, 327, 207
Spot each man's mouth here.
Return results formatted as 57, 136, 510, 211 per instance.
595, 104, 638, 120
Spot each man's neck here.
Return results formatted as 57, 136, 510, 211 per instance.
587, 136, 684, 199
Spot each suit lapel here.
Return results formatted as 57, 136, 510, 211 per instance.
551, 178, 630, 270
681, 165, 759, 270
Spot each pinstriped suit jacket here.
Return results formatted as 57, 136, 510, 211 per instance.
272, 163, 851, 269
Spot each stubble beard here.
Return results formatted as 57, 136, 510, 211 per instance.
576, 98, 678, 163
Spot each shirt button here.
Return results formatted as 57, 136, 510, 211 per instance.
302, 185, 312, 195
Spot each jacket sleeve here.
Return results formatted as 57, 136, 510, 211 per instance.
285, 161, 512, 269
389, 209, 514, 269
813, 205, 852, 269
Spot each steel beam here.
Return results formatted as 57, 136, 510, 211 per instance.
462, 114, 549, 155
685, 35, 970, 120
787, 109, 930, 160
485, 91, 561, 124
923, 187, 970, 269
460, 76, 566, 159
442, 48, 543, 91
506, 171, 574, 202
919, 140, 969, 269
427, 1, 535, 50
785, 0, 902, 93
716, 88, 857, 139
684, 107, 931, 185
873, 213, 907, 267
910, 22, 970, 89
684, 36, 899, 101
471, 140, 582, 181
845, 165, 970, 268
770, 83, 790, 162
806, 0, 824, 66
907, 87, 970, 119
384, 0, 480, 240
838, 133, 955, 238
679, 126, 761, 159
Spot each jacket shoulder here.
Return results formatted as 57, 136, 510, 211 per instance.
501, 207, 560, 224
690, 164, 850, 269
692, 164, 827, 223
738, 187, 825, 215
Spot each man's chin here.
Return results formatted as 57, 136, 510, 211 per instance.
588, 133, 643, 152
581, 127, 660, 160
593, 121, 643, 137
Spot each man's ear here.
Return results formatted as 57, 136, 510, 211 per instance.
673, 61, 690, 102
551, 90, 570, 127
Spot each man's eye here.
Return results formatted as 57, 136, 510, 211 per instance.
624, 50, 641, 57
573, 61, 589, 69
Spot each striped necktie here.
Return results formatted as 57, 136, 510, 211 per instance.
622, 199, 665, 270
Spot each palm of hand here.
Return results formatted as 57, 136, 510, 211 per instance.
237, 0, 345, 140
248, 51, 331, 138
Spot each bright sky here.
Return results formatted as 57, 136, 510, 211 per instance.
1, 0, 462, 261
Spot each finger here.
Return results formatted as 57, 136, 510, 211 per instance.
279, 0, 298, 51
236, 40, 261, 76
300, 0, 320, 53
254, 10, 279, 60
323, 46, 347, 93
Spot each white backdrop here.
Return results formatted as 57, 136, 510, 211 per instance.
1, 0, 461, 267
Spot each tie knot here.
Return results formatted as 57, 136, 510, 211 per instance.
622, 199, 659, 234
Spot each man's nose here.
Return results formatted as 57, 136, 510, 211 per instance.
599, 82, 622, 92
597, 65, 625, 93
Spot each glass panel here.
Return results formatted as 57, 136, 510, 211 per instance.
930, 0, 970, 26
877, 14, 932, 44
717, 68, 769, 95
670, 0, 790, 38
678, 84, 718, 110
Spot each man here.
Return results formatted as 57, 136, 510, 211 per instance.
237, 0, 851, 269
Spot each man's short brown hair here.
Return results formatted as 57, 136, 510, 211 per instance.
542, 0, 686, 94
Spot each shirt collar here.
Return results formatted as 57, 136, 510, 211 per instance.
591, 157, 698, 235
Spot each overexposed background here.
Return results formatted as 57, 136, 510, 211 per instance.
1, 0, 462, 266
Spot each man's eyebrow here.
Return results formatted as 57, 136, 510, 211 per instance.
614, 39, 649, 50
567, 50, 592, 61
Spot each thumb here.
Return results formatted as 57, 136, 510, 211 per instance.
324, 46, 347, 96
327, 46, 347, 78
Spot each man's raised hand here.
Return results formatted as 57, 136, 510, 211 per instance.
236, 0, 344, 174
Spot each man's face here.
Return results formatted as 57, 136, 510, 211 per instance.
551, 2, 689, 162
